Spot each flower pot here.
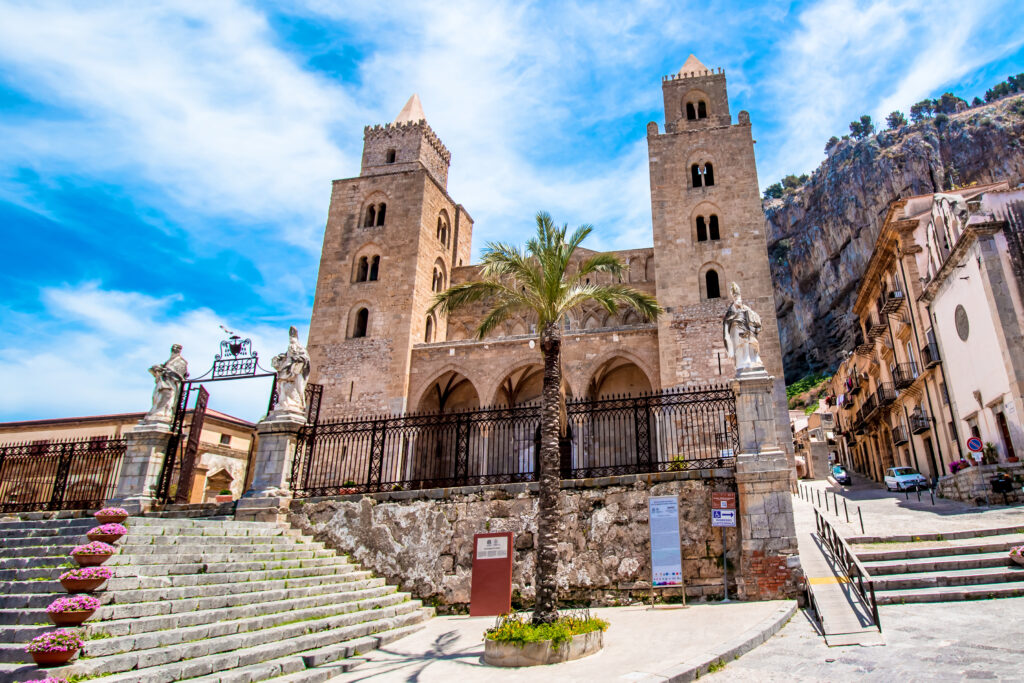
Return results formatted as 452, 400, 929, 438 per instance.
60, 577, 107, 593
1011, 554, 1024, 568
49, 609, 95, 627
30, 649, 77, 666
87, 532, 123, 544
214, 495, 233, 503
95, 513, 128, 524
75, 553, 113, 567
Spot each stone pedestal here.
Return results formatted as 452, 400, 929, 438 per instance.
732, 370, 802, 600
109, 422, 175, 515
236, 411, 305, 523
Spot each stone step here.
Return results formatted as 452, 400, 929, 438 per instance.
0, 607, 59, 626
0, 544, 78, 559
870, 565, 1024, 591
847, 524, 1024, 545
101, 549, 336, 567
0, 566, 66, 582
123, 556, 351, 578
60, 601, 427, 680
863, 551, 1015, 575
854, 538, 1024, 562
90, 575, 385, 625
875, 580, 1024, 604
0, 590, 65, 611
0, 557, 74, 572
0, 622, 54, 644
121, 535, 319, 548
84, 588, 409, 659
105, 562, 355, 590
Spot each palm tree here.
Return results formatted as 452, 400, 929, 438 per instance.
429, 211, 661, 624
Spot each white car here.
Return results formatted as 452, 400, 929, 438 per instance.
884, 467, 927, 492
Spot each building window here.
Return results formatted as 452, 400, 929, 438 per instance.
385, 149, 396, 164
376, 203, 386, 226
690, 163, 715, 188
352, 308, 369, 338
437, 215, 450, 246
697, 101, 707, 118
709, 214, 720, 239
364, 205, 376, 227
686, 102, 697, 120
369, 255, 379, 281
996, 409, 1017, 461
425, 317, 434, 343
356, 256, 369, 282
219, 434, 231, 446
697, 216, 707, 242
705, 270, 721, 299
697, 215, 721, 242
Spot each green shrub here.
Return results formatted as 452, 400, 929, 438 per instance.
484, 612, 609, 651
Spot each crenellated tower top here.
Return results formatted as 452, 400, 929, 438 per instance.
360, 94, 451, 188
659, 55, 732, 132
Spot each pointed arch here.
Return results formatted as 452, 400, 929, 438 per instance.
698, 262, 725, 301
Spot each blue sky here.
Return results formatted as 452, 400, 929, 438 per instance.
1, 0, 1023, 423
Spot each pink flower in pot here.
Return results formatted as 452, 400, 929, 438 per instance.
93, 507, 129, 524
59, 565, 113, 593
46, 595, 101, 627
71, 540, 117, 567
87, 523, 128, 544
25, 629, 83, 667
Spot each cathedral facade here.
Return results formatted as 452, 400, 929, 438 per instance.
306, 55, 790, 450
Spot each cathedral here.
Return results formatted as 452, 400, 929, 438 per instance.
306, 55, 790, 450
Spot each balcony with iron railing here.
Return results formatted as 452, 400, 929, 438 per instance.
866, 314, 887, 340
876, 382, 897, 407
892, 424, 909, 446
848, 375, 862, 395
910, 410, 931, 434
921, 342, 941, 368
861, 392, 879, 420
881, 289, 905, 314
843, 398, 856, 411
892, 362, 919, 390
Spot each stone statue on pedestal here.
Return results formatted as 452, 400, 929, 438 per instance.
271, 326, 311, 415
144, 344, 189, 424
723, 282, 764, 373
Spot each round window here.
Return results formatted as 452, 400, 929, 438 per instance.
954, 305, 969, 341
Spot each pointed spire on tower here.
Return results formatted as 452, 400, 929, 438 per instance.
678, 54, 710, 77
393, 94, 426, 124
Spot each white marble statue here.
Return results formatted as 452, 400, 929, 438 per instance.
144, 344, 189, 424
723, 282, 764, 372
271, 326, 311, 414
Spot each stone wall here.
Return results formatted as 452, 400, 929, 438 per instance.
287, 471, 739, 612
937, 463, 1024, 504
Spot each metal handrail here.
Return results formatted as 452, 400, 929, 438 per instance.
814, 507, 882, 632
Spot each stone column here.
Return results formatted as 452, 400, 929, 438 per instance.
235, 410, 306, 523
109, 422, 175, 514
732, 369, 802, 600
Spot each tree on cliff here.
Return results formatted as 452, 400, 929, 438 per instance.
428, 211, 661, 624
849, 114, 874, 139
886, 111, 908, 129
910, 99, 934, 122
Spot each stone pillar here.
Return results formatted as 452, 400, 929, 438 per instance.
732, 370, 802, 600
235, 411, 305, 523
109, 422, 175, 515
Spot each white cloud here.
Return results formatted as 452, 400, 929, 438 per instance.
0, 282, 289, 423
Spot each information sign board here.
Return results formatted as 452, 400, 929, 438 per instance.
470, 532, 513, 617
649, 495, 683, 587
711, 492, 736, 510
712, 509, 737, 527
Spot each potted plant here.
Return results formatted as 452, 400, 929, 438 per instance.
59, 566, 113, 593
24, 630, 83, 667
46, 595, 101, 627
94, 507, 129, 524
215, 489, 233, 503
983, 442, 1000, 465
71, 541, 117, 567
24, 677, 69, 683
87, 523, 127, 544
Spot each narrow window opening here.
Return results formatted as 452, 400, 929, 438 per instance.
705, 163, 715, 186
691, 164, 702, 188
425, 317, 434, 343
697, 101, 707, 118
352, 308, 369, 338
364, 205, 376, 227
376, 203, 386, 226
385, 149, 396, 164
709, 215, 720, 240
686, 102, 697, 120
356, 256, 368, 282
705, 270, 721, 299
369, 255, 379, 281
696, 216, 707, 242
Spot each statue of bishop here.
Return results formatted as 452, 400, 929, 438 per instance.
723, 283, 764, 373
144, 344, 189, 424
271, 326, 311, 415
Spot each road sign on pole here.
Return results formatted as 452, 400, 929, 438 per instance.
711, 492, 737, 602
967, 437, 983, 453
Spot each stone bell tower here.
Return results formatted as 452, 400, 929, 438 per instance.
646, 55, 791, 454
307, 95, 474, 418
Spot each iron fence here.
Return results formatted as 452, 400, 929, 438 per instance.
291, 384, 738, 498
0, 436, 127, 512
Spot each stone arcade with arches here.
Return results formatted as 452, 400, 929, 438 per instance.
306, 56, 790, 454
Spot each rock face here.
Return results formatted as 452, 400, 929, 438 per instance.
287, 473, 738, 612
767, 95, 1024, 381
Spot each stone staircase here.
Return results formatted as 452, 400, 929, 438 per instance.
853, 527, 1024, 604
0, 515, 431, 683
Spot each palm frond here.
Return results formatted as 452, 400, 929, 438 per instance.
427, 281, 503, 317
475, 298, 526, 339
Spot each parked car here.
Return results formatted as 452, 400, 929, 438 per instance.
832, 465, 852, 486
884, 467, 927, 492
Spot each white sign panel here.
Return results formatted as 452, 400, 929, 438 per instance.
476, 536, 508, 560
649, 495, 683, 587
712, 509, 737, 528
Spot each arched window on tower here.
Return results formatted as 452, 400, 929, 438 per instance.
369, 255, 380, 281
691, 164, 702, 188
696, 216, 708, 242
376, 203, 386, 226
385, 149, 396, 164
364, 205, 376, 227
709, 215, 720, 240
704, 163, 715, 186
352, 308, 369, 338
686, 102, 697, 120
355, 256, 369, 282
705, 270, 721, 299
424, 317, 434, 343
697, 101, 707, 118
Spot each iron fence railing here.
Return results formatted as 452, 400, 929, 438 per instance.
892, 424, 909, 446
892, 363, 919, 390
909, 410, 931, 435
291, 384, 738, 498
814, 507, 881, 632
0, 436, 127, 512
921, 342, 941, 368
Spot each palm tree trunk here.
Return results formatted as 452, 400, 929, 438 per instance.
533, 322, 562, 624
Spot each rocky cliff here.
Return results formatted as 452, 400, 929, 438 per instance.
766, 95, 1024, 382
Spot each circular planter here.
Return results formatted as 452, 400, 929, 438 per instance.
49, 609, 95, 627
30, 649, 78, 667
95, 513, 128, 525
74, 553, 113, 567
484, 630, 603, 667
87, 532, 123, 544
60, 577, 107, 593
214, 495, 233, 503
1011, 554, 1024, 567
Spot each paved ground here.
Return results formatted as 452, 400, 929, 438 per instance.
707, 598, 1024, 682
330, 601, 792, 682
799, 475, 1024, 538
